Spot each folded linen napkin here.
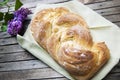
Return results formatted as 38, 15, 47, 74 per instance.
17, 0, 120, 80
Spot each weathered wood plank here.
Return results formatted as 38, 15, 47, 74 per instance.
104, 14, 120, 22
0, 68, 64, 80
45, 78, 68, 80
29, 7, 120, 24
85, 0, 107, 4
0, 51, 119, 72
21, 0, 70, 4
0, 57, 119, 73
0, 60, 47, 72
1, 0, 120, 24
0, 32, 11, 39
96, 6, 120, 16
0, 44, 25, 54
0, 6, 14, 13
114, 22, 120, 27
0, 37, 17, 46
3, 0, 115, 13
0, 58, 119, 79
26, 6, 120, 17
0, 65, 119, 80
0, 0, 70, 13
0, 51, 35, 62
0, 1, 15, 9
109, 62, 120, 73
87, 0, 120, 10
103, 72, 120, 80
94, 0, 107, 2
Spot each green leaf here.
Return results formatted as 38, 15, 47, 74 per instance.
1, 24, 7, 32
15, 0, 23, 10
4, 12, 13, 24
0, 12, 4, 21
0, 0, 9, 6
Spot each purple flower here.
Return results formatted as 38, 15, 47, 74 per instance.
14, 8, 31, 21
7, 19, 22, 36
7, 7, 31, 36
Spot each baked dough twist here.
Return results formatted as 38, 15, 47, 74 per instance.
30, 7, 110, 80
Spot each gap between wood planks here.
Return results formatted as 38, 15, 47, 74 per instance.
0, 56, 119, 72
36, 77, 68, 80
0, 44, 25, 54
0, 37, 17, 46
0, 32, 11, 39
0, 0, 117, 12
0, 60, 48, 72
0, 68, 64, 80
0, 51, 36, 62
87, 0, 120, 10
96, 6, 120, 16
0, 0, 120, 23
85, 0, 112, 5
0, 65, 119, 80
0, 0, 120, 26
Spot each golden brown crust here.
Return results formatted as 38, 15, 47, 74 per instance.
30, 7, 110, 80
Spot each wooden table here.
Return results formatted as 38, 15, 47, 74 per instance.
0, 0, 120, 80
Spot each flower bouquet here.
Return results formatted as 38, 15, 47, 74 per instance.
0, 0, 31, 36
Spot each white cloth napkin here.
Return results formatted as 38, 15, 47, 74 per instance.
17, 0, 120, 80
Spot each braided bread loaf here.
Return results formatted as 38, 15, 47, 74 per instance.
30, 7, 110, 80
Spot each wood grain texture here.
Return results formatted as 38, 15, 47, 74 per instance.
0, 44, 25, 54
0, 68, 64, 80
87, 0, 120, 10
96, 6, 120, 16
0, 0, 120, 80
104, 72, 120, 80
0, 60, 47, 72
0, 51, 35, 62
0, 37, 17, 46
92, 0, 106, 2
0, 0, 116, 13
0, 32, 11, 39
115, 22, 120, 27
104, 14, 120, 22
103, 14, 120, 22
44, 78, 68, 80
